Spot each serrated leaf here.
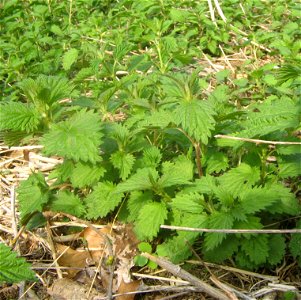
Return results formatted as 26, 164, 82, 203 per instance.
289, 221, 301, 262
171, 193, 203, 214
19, 75, 73, 106
203, 235, 239, 263
241, 235, 269, 265
126, 191, 153, 222
173, 99, 216, 144
218, 163, 260, 196
239, 186, 280, 214
70, 161, 105, 188
142, 146, 162, 168
17, 173, 49, 222
204, 151, 229, 174
157, 213, 207, 263
184, 175, 217, 195
0, 243, 36, 283
110, 151, 135, 180
115, 168, 158, 193
158, 156, 193, 188
135, 202, 167, 240
262, 183, 299, 215
278, 154, 301, 178
62, 48, 78, 70
0, 103, 40, 132
268, 235, 286, 266
50, 24, 64, 36
85, 182, 124, 219
42, 109, 103, 163
156, 235, 193, 263
48, 160, 74, 182
204, 212, 234, 250
51, 190, 85, 217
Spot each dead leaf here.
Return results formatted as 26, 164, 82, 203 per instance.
56, 244, 90, 278
48, 278, 90, 300
116, 279, 141, 300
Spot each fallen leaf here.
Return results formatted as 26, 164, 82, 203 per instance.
116, 279, 141, 300
56, 244, 90, 278
48, 278, 92, 300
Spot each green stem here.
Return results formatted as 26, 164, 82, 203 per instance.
195, 142, 203, 177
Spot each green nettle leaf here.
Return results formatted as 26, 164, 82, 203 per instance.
241, 235, 269, 265
135, 202, 168, 240
204, 151, 229, 174
142, 146, 162, 168
186, 175, 217, 195
141, 110, 173, 128
218, 163, 260, 196
70, 161, 105, 188
42, 109, 103, 163
262, 183, 299, 215
0, 103, 40, 132
50, 24, 64, 36
62, 48, 78, 70
171, 193, 203, 214
289, 221, 301, 265
239, 186, 280, 214
51, 190, 85, 217
238, 97, 299, 138
157, 235, 193, 263
173, 99, 216, 144
278, 154, 301, 178
0, 243, 36, 283
19, 75, 73, 106
204, 211, 234, 250
85, 182, 124, 219
17, 173, 50, 222
157, 213, 207, 263
203, 236, 239, 263
48, 160, 74, 182
158, 156, 193, 188
268, 235, 286, 266
115, 168, 159, 193
110, 151, 135, 180
126, 191, 153, 222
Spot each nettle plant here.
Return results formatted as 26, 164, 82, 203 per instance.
1, 65, 300, 270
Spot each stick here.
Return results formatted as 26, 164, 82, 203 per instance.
160, 225, 301, 234
141, 253, 231, 300
214, 135, 301, 145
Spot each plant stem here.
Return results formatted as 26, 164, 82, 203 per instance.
195, 142, 203, 177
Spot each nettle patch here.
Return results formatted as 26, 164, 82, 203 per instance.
0, 0, 300, 284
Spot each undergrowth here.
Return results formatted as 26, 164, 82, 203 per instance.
0, 0, 300, 282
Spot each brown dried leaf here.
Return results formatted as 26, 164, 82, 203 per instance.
116, 279, 141, 300
48, 278, 100, 300
56, 244, 90, 278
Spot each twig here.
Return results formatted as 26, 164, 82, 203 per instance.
132, 273, 189, 285
186, 260, 278, 282
214, 135, 301, 145
45, 212, 114, 300
159, 292, 190, 300
45, 221, 63, 279
160, 225, 301, 234
19, 246, 71, 299
218, 45, 235, 73
0, 145, 44, 152
141, 252, 231, 300
213, 0, 227, 22
95, 285, 206, 300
